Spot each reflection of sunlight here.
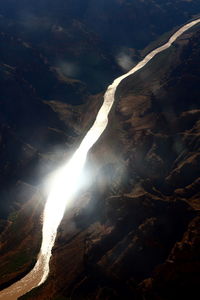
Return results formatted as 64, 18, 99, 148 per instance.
38, 91, 114, 285
39, 148, 88, 283
38, 17, 200, 286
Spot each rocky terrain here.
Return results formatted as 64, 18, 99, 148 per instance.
1, 0, 200, 92
14, 25, 200, 300
0, 29, 102, 289
0, 1, 200, 299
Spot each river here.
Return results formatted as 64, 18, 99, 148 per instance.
0, 18, 200, 300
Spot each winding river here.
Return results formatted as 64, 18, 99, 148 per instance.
0, 18, 200, 300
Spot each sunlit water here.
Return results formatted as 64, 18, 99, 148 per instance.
0, 18, 200, 300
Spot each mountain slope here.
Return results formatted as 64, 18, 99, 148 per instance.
17, 24, 200, 300
1, 0, 200, 92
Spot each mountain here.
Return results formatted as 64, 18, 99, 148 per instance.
0, 1, 200, 299
16, 24, 200, 300
0, 0, 200, 92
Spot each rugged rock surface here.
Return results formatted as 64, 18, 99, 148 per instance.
15, 26, 200, 300
0, 189, 43, 290
0, 29, 102, 288
1, 0, 200, 92
0, 2, 200, 299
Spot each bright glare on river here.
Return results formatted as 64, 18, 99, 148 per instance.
0, 18, 200, 300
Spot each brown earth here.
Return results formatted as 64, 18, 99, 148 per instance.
11, 26, 200, 300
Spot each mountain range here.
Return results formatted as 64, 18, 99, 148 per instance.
0, 1, 200, 299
